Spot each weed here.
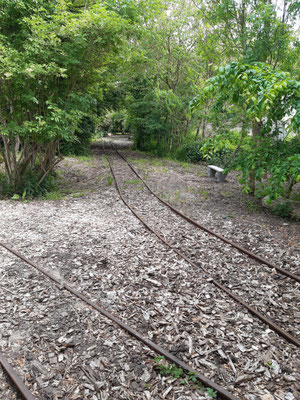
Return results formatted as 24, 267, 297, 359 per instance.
42, 191, 65, 200
72, 192, 85, 198
145, 383, 150, 390
151, 159, 164, 167
107, 176, 114, 185
75, 155, 93, 162
171, 190, 181, 203
221, 190, 231, 197
265, 360, 274, 369
123, 179, 140, 185
246, 200, 259, 213
102, 156, 109, 168
206, 388, 218, 398
198, 189, 209, 200
157, 166, 169, 173
178, 161, 190, 170
196, 169, 204, 177
123, 179, 143, 190
154, 357, 217, 398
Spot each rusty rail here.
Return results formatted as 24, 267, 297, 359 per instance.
0, 242, 238, 400
114, 148, 300, 284
0, 351, 36, 400
108, 157, 300, 348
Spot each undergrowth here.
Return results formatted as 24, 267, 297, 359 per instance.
153, 356, 217, 398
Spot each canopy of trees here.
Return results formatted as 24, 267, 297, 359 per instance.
0, 0, 299, 202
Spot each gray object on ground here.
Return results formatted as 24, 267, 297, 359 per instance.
208, 165, 227, 182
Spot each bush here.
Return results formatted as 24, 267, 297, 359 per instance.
60, 117, 94, 156
0, 170, 57, 199
208, 147, 234, 168
175, 141, 205, 163
272, 201, 293, 218
109, 110, 128, 133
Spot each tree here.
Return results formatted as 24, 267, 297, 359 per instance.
106, 0, 209, 151
193, 0, 299, 66
0, 0, 125, 196
191, 61, 300, 199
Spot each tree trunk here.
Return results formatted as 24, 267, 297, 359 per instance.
202, 119, 207, 139
195, 120, 202, 139
184, 119, 189, 138
249, 121, 261, 195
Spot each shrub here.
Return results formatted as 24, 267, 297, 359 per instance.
60, 117, 94, 156
175, 141, 205, 163
0, 169, 57, 199
272, 202, 293, 218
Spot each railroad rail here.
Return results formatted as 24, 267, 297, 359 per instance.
0, 351, 36, 400
0, 241, 238, 400
113, 147, 300, 284
107, 155, 300, 348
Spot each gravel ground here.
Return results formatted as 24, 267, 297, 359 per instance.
0, 141, 299, 400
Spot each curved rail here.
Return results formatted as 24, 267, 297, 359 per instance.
0, 242, 238, 400
0, 351, 36, 400
108, 156, 300, 348
114, 148, 300, 284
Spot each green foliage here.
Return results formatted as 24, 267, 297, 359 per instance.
191, 61, 300, 199
43, 191, 65, 201
0, 169, 57, 199
153, 356, 217, 398
272, 201, 293, 218
192, 62, 300, 132
0, 0, 126, 195
126, 81, 188, 153
200, 0, 298, 69
100, 110, 128, 135
234, 137, 300, 199
60, 117, 95, 156
107, 176, 114, 185
175, 141, 205, 163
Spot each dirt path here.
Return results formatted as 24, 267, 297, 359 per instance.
0, 138, 299, 400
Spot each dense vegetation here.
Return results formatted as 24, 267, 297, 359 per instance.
0, 0, 299, 203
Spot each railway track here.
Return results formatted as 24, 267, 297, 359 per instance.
0, 244, 238, 400
0, 352, 36, 400
106, 150, 299, 346
114, 147, 299, 284
1, 148, 299, 399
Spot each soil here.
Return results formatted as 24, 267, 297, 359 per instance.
0, 135, 299, 400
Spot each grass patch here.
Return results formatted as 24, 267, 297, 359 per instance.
123, 179, 143, 190
151, 159, 164, 167
156, 166, 169, 173
177, 161, 190, 170
72, 192, 85, 198
172, 190, 181, 203
197, 189, 209, 200
129, 157, 149, 165
43, 191, 66, 201
221, 190, 231, 197
74, 154, 95, 163
102, 156, 110, 168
